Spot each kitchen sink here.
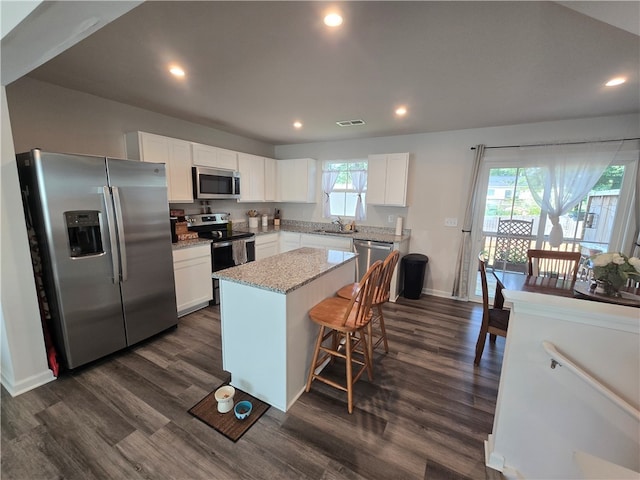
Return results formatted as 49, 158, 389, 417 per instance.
313, 229, 356, 235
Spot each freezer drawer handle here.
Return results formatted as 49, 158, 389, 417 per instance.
102, 186, 120, 284
111, 186, 128, 282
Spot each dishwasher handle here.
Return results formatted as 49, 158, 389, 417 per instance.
354, 239, 393, 250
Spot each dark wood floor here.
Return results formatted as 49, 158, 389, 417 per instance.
1, 295, 506, 480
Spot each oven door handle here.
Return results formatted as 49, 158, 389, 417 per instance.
212, 237, 255, 249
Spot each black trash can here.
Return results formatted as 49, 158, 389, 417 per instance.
402, 253, 429, 299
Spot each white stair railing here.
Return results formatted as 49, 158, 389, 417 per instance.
542, 340, 640, 422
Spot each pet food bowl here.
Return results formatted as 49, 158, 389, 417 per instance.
214, 385, 235, 413
234, 400, 253, 420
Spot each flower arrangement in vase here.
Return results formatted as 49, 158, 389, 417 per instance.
588, 252, 640, 296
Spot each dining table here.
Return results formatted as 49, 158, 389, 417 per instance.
491, 270, 640, 308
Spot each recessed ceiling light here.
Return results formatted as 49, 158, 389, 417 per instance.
169, 65, 185, 78
324, 13, 343, 27
293, 121, 303, 129
605, 77, 626, 87
395, 106, 408, 116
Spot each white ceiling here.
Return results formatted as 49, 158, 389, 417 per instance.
8, 1, 640, 145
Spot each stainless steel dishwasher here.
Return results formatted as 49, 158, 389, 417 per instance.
353, 239, 393, 279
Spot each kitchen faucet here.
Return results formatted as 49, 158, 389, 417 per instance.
332, 217, 345, 232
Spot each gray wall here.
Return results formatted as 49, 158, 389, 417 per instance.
7, 77, 275, 159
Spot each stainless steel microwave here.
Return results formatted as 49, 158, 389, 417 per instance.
192, 166, 240, 199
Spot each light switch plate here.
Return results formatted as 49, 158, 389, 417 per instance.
388, 215, 395, 223
444, 217, 458, 227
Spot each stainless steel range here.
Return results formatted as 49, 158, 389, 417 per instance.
187, 213, 255, 304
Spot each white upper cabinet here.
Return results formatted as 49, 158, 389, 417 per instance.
237, 152, 265, 202
191, 143, 238, 171
277, 158, 317, 203
264, 157, 277, 202
366, 153, 409, 206
125, 131, 193, 203
237, 154, 277, 202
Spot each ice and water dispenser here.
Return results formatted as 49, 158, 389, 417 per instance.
64, 211, 104, 257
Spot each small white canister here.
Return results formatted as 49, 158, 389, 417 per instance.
262, 214, 268, 227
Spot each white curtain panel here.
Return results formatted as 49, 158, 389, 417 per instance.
351, 170, 367, 221
522, 141, 623, 247
452, 145, 484, 299
634, 151, 640, 257
321, 170, 339, 218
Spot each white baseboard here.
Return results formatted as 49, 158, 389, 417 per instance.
485, 435, 524, 479
1, 368, 56, 397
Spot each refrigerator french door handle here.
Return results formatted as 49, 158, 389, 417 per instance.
102, 186, 121, 284
111, 186, 128, 282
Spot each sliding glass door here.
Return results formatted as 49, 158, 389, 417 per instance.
469, 150, 638, 301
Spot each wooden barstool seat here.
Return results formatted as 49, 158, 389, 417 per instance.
305, 260, 384, 414
336, 250, 400, 359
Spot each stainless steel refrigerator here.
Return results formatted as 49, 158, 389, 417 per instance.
17, 149, 178, 369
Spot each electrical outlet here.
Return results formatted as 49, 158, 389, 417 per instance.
444, 217, 458, 227
388, 215, 394, 223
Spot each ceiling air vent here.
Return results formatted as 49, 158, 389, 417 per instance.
336, 119, 366, 127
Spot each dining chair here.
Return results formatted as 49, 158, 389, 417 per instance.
527, 249, 582, 281
305, 260, 384, 414
474, 254, 510, 366
335, 250, 400, 359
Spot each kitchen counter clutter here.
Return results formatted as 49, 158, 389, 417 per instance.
215, 247, 356, 411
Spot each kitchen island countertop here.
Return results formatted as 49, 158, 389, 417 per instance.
213, 247, 356, 294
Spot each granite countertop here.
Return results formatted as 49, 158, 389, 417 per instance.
213, 247, 356, 294
171, 238, 212, 250
171, 220, 410, 250
237, 222, 410, 244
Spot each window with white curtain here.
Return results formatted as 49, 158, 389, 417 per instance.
322, 160, 367, 219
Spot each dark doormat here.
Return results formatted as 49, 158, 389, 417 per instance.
188, 384, 270, 442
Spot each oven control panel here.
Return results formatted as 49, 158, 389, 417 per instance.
187, 213, 229, 226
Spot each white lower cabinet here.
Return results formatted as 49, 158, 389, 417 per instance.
279, 232, 301, 253
172, 244, 212, 317
255, 233, 279, 261
300, 233, 352, 251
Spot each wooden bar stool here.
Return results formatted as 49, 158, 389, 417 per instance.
305, 260, 384, 414
336, 250, 400, 360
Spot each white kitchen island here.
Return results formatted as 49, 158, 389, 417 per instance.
213, 247, 356, 412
